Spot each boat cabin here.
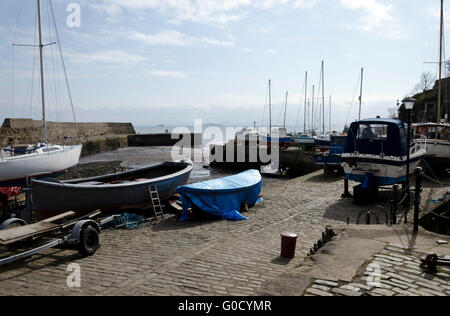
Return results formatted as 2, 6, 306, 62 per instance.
413, 123, 450, 141
344, 119, 408, 157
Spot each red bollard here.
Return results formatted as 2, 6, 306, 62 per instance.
280, 232, 298, 258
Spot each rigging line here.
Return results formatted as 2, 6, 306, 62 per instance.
11, 1, 25, 118
294, 75, 306, 134
25, 7, 39, 120
49, 0, 78, 129
46, 0, 60, 123
260, 82, 268, 131
345, 71, 361, 125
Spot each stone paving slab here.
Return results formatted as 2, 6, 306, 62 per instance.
302, 245, 450, 296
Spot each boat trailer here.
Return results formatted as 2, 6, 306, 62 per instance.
0, 210, 117, 266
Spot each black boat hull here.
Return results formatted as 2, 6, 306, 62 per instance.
29, 161, 193, 218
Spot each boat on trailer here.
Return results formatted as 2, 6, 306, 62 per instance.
27, 161, 193, 218
342, 119, 425, 187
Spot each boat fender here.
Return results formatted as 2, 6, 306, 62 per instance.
68, 220, 100, 244
0, 218, 27, 230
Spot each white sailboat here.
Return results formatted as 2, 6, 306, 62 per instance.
413, 0, 450, 173
0, 0, 82, 187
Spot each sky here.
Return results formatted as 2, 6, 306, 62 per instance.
0, 0, 448, 132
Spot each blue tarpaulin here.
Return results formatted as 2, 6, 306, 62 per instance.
177, 170, 263, 222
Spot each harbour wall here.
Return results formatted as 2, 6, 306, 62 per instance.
1, 119, 202, 157
128, 133, 202, 147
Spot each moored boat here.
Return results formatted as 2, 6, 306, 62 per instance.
28, 161, 193, 218
1, 0, 82, 187
414, 123, 450, 172
0, 144, 82, 187
342, 119, 425, 187
314, 135, 347, 171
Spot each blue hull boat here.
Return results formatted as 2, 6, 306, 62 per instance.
177, 169, 263, 222
314, 135, 347, 168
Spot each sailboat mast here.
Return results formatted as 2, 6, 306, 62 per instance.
329, 96, 332, 132
269, 79, 272, 135
37, 0, 47, 144
359, 67, 364, 121
322, 61, 325, 134
304, 71, 308, 133
438, 0, 444, 123
312, 85, 315, 134
284, 91, 288, 129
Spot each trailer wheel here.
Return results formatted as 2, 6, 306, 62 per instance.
78, 226, 99, 257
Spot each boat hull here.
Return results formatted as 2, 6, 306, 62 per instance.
342, 153, 424, 186
29, 161, 193, 218
314, 154, 343, 167
0, 145, 82, 187
416, 139, 450, 172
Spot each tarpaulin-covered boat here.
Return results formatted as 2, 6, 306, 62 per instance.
177, 169, 263, 222
28, 161, 193, 218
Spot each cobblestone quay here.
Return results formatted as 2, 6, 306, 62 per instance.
0, 171, 448, 296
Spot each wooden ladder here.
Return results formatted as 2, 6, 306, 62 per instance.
149, 185, 164, 221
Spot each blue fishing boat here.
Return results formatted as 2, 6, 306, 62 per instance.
314, 135, 347, 171
177, 170, 263, 222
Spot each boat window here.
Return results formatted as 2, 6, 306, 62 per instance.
356, 124, 388, 140
428, 127, 438, 139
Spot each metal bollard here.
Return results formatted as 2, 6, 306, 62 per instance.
413, 167, 423, 234
280, 232, 298, 258
392, 185, 398, 225
342, 178, 352, 198
366, 211, 372, 225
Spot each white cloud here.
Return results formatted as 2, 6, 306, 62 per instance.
66, 50, 147, 66
129, 30, 234, 47
340, 0, 393, 31
92, 0, 317, 25
266, 49, 276, 54
293, 0, 318, 9
148, 70, 187, 78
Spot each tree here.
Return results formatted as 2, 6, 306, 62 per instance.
411, 72, 436, 95
388, 107, 398, 119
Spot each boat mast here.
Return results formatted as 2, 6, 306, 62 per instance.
359, 67, 364, 121
312, 85, 315, 134
37, 0, 47, 144
322, 61, 325, 134
329, 96, 332, 132
438, 0, 444, 124
304, 71, 308, 133
284, 91, 288, 129
269, 79, 272, 136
